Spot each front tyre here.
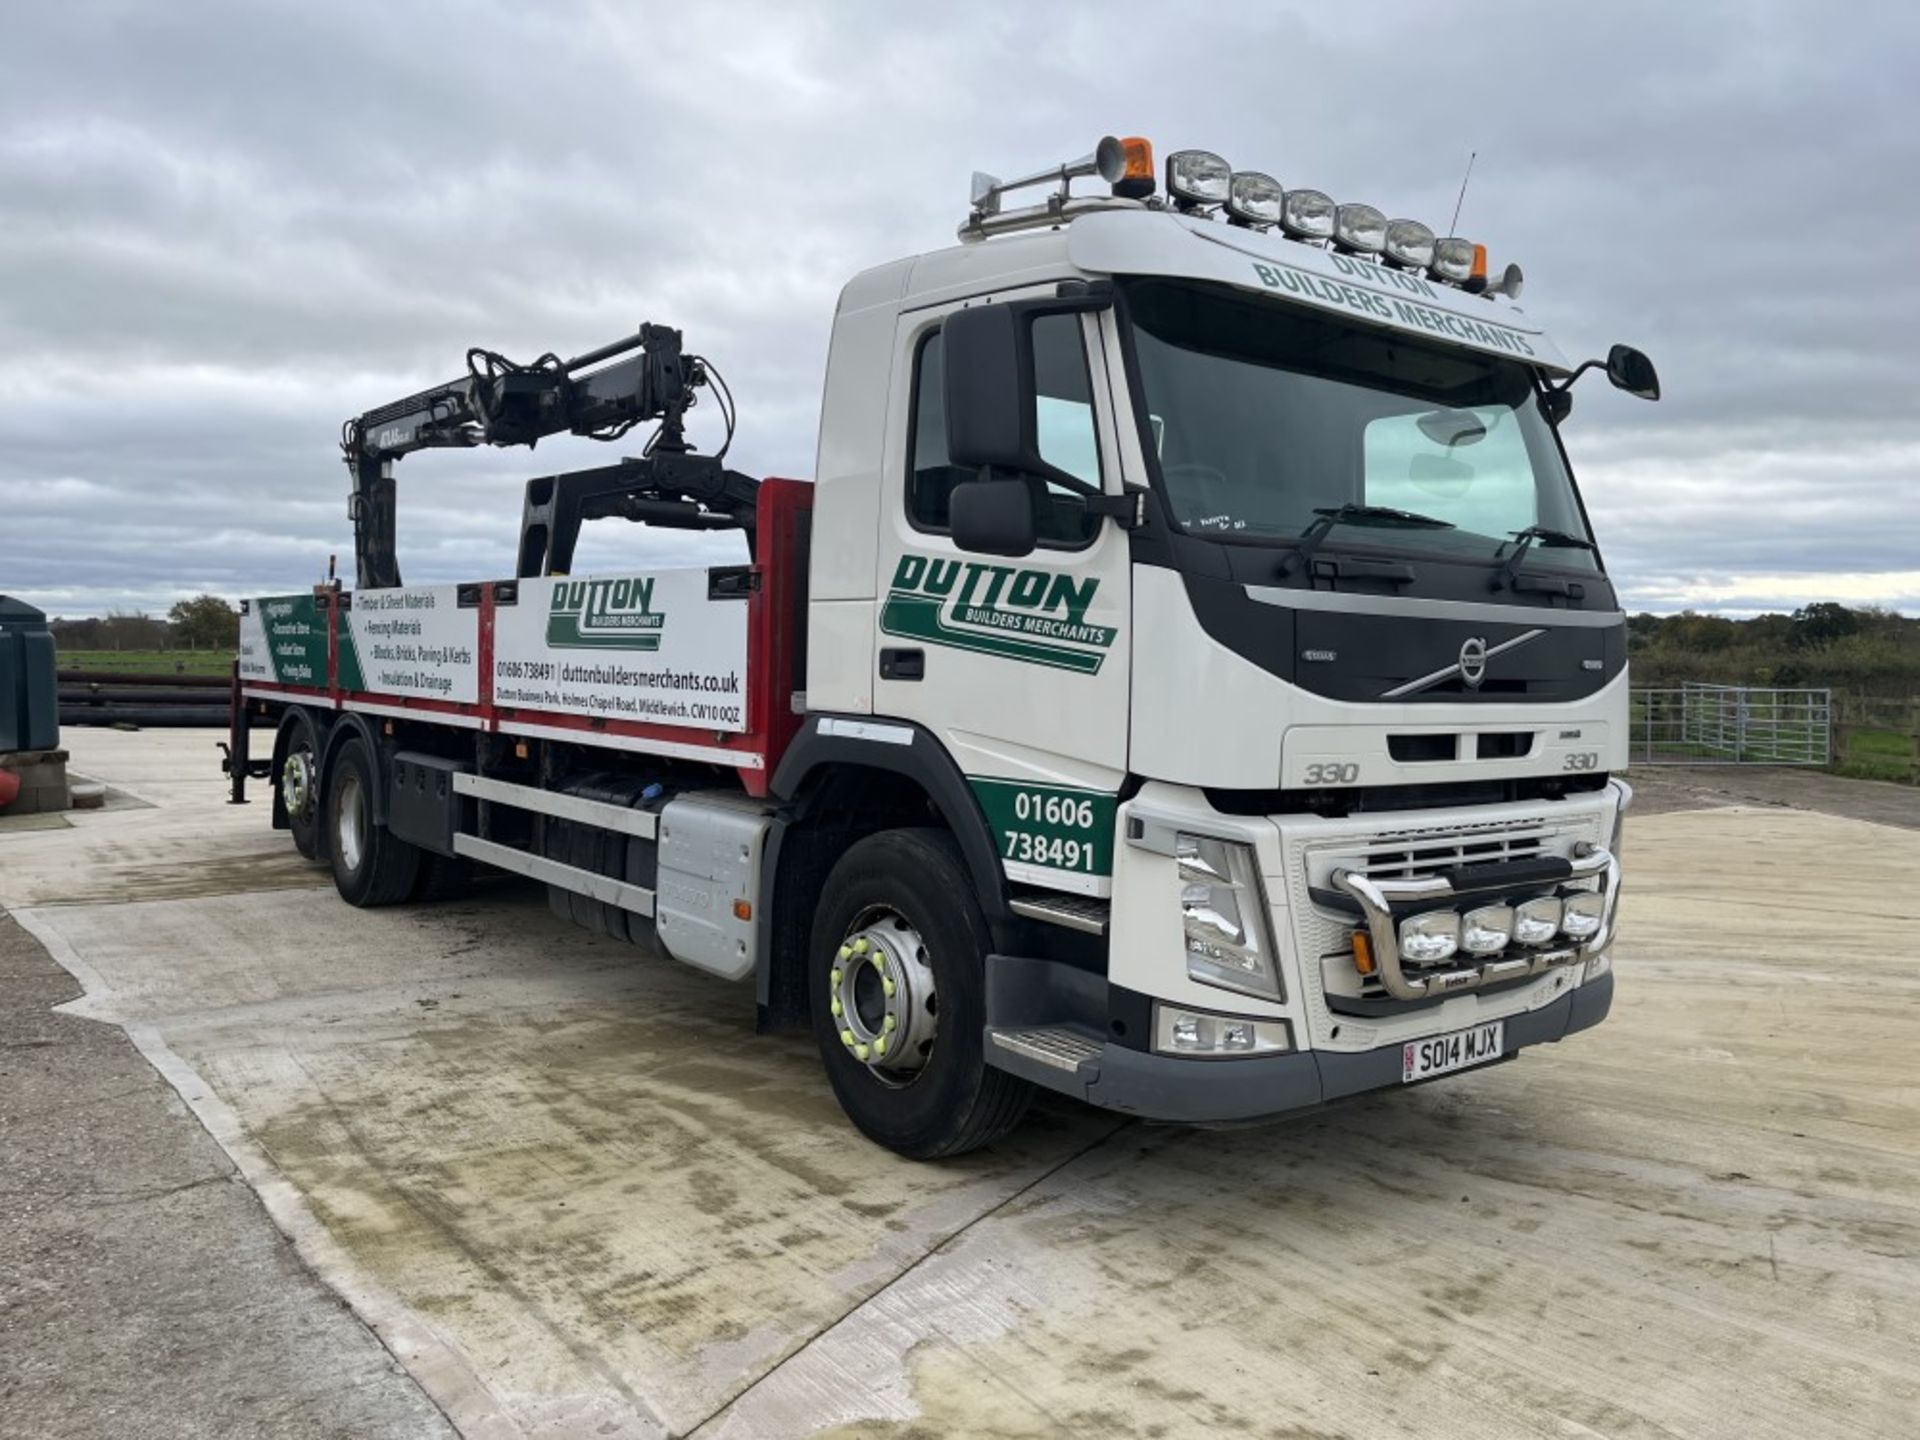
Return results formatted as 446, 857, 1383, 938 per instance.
325, 736, 420, 907
809, 828, 1030, 1159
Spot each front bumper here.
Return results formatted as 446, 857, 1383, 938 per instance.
985, 963, 1613, 1124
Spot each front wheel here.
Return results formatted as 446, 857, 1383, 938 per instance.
809, 828, 1030, 1159
325, 737, 420, 907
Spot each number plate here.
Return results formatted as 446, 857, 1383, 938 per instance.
1402, 1021, 1504, 1083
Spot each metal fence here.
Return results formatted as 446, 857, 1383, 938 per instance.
1630, 685, 1832, 765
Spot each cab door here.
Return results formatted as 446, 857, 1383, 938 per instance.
872, 295, 1131, 898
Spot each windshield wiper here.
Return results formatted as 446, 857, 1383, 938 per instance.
1279, 503, 1456, 577
1492, 525, 1596, 591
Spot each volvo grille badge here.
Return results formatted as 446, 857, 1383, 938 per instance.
1459, 636, 1488, 689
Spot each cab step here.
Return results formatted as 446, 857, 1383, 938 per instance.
988, 1026, 1103, 1075
1008, 892, 1110, 937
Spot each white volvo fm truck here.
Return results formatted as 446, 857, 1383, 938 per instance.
226, 136, 1659, 1158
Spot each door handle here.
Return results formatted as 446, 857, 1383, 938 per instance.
880, 647, 925, 681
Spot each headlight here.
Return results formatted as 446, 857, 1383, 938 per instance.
1333, 203, 1386, 254
1226, 171, 1283, 226
1399, 910, 1459, 964
1177, 833, 1282, 1000
1279, 188, 1335, 239
1513, 896, 1563, 946
1165, 150, 1231, 207
1561, 890, 1605, 940
1460, 904, 1514, 955
1430, 236, 1477, 283
1384, 218, 1436, 269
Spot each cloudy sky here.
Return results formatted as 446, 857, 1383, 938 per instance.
3, 2, 1916, 618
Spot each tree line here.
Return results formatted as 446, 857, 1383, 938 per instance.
50, 594, 239, 652
1629, 604, 1920, 695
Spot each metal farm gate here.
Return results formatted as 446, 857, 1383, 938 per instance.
1630, 684, 1832, 765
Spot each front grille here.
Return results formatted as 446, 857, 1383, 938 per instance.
1344, 824, 1549, 884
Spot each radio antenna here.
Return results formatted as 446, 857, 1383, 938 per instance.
1449, 150, 1477, 235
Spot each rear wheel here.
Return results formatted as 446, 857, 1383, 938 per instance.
277, 711, 323, 860
325, 737, 420, 907
809, 828, 1030, 1159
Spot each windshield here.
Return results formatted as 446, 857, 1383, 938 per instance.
1122, 279, 1599, 571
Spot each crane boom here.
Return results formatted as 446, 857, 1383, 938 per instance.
341, 324, 758, 587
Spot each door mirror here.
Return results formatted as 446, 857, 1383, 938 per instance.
949, 476, 1038, 557
1606, 344, 1660, 401
941, 292, 1111, 485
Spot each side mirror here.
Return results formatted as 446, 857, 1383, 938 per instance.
942, 291, 1110, 483
1605, 343, 1660, 401
950, 476, 1037, 557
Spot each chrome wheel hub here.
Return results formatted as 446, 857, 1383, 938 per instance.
282, 749, 315, 819
336, 772, 368, 872
828, 909, 938, 1081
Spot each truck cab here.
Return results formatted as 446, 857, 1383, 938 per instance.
785, 140, 1647, 1131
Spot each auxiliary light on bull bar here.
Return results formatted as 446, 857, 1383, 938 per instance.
1333, 843, 1619, 1001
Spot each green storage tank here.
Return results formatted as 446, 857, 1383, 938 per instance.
0, 595, 60, 753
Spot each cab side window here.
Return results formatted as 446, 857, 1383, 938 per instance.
907, 314, 1102, 548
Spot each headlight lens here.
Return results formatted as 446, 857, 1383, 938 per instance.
1279, 188, 1335, 238
1165, 149, 1232, 206
1513, 896, 1563, 946
1177, 833, 1282, 1000
1333, 203, 1387, 254
1561, 890, 1606, 940
1399, 910, 1460, 964
1460, 904, 1514, 955
1384, 218, 1436, 269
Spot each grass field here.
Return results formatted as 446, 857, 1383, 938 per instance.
60, 649, 232, 677
1835, 725, 1918, 783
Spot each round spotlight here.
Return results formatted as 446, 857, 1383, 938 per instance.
1430, 236, 1477, 283
1165, 149, 1231, 208
1278, 188, 1335, 239
1333, 203, 1387, 254
1226, 171, 1283, 227
1384, 219, 1436, 270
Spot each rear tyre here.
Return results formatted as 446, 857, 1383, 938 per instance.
277, 710, 323, 860
809, 828, 1031, 1159
325, 737, 420, 907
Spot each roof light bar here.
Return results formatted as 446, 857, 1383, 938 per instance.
1332, 203, 1386, 254
1225, 171, 1283, 227
1279, 188, 1335, 239
1166, 149, 1231, 209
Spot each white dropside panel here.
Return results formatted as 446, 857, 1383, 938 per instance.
494, 571, 749, 733
342, 585, 479, 703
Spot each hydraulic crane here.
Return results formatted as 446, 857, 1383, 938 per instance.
340, 323, 759, 587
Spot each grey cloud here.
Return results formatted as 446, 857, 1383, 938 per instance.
2, 1, 1916, 617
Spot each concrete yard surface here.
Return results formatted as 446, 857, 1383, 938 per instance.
2, 729, 1917, 1438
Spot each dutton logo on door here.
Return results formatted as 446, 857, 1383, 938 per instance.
546, 577, 666, 651
880, 554, 1116, 674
